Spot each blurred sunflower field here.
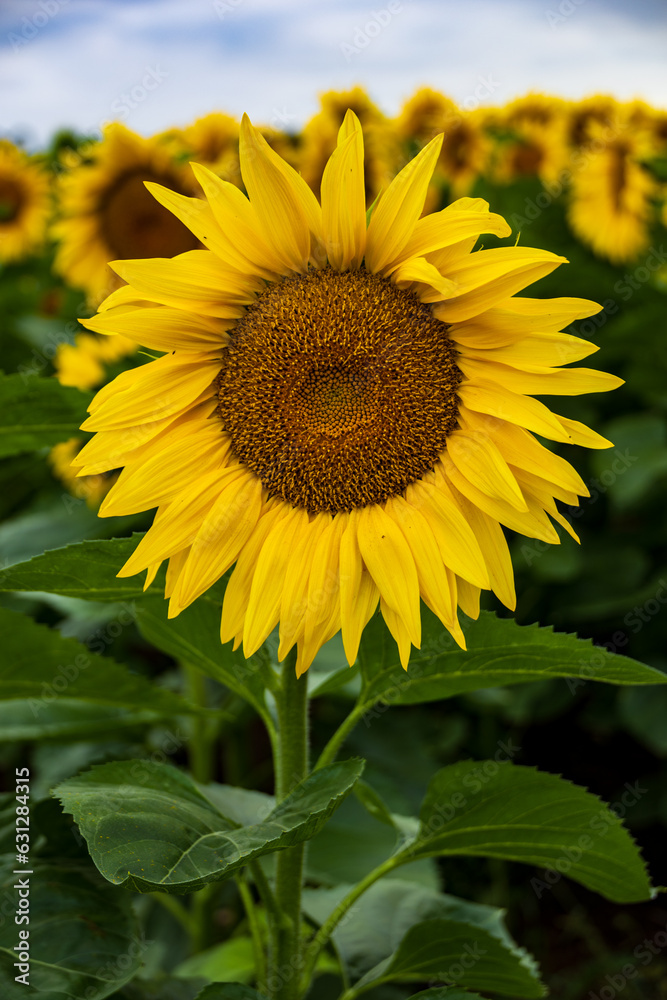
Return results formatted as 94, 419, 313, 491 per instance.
1, 87, 667, 1000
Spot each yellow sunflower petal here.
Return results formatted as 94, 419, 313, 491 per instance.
340, 511, 380, 666
111, 250, 262, 312
279, 513, 332, 657
239, 115, 322, 272
446, 485, 516, 610
458, 380, 574, 443
394, 208, 511, 268
366, 132, 444, 273
439, 455, 559, 543
189, 162, 286, 275
404, 479, 490, 589
169, 469, 263, 614
117, 470, 227, 577
392, 258, 458, 300
81, 353, 219, 432
356, 505, 421, 647
433, 248, 567, 323
380, 599, 413, 669
446, 428, 529, 511
82, 305, 230, 352
243, 506, 310, 657
220, 503, 291, 644
458, 357, 624, 396
321, 110, 366, 270
385, 496, 458, 630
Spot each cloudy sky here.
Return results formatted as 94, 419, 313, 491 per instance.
1, 0, 666, 149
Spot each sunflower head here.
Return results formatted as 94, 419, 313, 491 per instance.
0, 140, 51, 264
76, 110, 621, 676
52, 123, 201, 304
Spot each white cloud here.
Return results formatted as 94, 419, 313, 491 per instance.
1, 0, 665, 149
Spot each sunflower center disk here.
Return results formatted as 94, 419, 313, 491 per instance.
216, 267, 462, 514
101, 170, 199, 260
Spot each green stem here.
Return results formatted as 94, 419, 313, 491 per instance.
270, 648, 309, 1000
250, 860, 282, 927
150, 892, 198, 939
238, 875, 267, 994
314, 701, 368, 770
183, 662, 216, 785
299, 855, 403, 992
190, 883, 215, 954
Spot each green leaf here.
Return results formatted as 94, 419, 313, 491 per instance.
176, 937, 255, 984
406, 990, 490, 999
0, 372, 92, 458
0, 535, 163, 600
302, 879, 531, 984
353, 918, 544, 997
0, 699, 165, 741
356, 609, 666, 714
135, 596, 277, 722
400, 761, 652, 903
0, 606, 197, 719
0, 858, 143, 1000
55, 758, 364, 893
305, 795, 436, 890
193, 985, 267, 1000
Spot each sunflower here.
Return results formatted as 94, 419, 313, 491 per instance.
52, 123, 200, 304
396, 89, 490, 203
566, 95, 618, 147
75, 111, 621, 675
504, 93, 567, 129
299, 87, 400, 207
0, 140, 51, 264
491, 108, 569, 187
161, 113, 242, 186
49, 438, 111, 509
567, 119, 658, 265
51, 330, 136, 507
54, 331, 137, 391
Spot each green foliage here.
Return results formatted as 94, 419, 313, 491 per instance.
0, 535, 162, 600
352, 918, 544, 997
0, 605, 197, 720
396, 761, 652, 903
55, 758, 364, 892
0, 858, 142, 1000
302, 879, 529, 984
356, 608, 666, 711
192, 986, 268, 1000
0, 372, 92, 458
136, 596, 276, 725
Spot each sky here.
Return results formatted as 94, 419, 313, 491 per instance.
1, 0, 666, 149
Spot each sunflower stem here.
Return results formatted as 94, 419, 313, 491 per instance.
314, 701, 367, 770
271, 648, 309, 1000
237, 873, 268, 994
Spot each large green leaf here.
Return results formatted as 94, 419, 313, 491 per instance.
0, 858, 142, 1000
0, 372, 92, 458
193, 986, 267, 1000
302, 879, 531, 984
396, 761, 652, 903
0, 699, 164, 741
55, 758, 364, 893
353, 918, 544, 997
356, 609, 666, 715
135, 596, 277, 721
0, 535, 164, 600
0, 606, 197, 719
